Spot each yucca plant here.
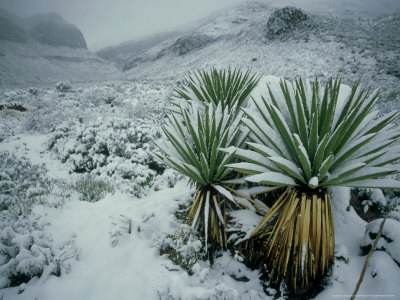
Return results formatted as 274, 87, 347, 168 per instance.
173, 67, 259, 112
227, 76, 400, 292
153, 101, 249, 255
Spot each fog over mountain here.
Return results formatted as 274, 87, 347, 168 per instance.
1, 0, 399, 50
0, 9, 119, 86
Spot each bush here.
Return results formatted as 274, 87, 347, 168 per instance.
71, 175, 114, 202
360, 218, 400, 265
48, 118, 165, 197
0, 152, 49, 217
0, 216, 79, 288
55, 81, 72, 93
0, 153, 78, 288
359, 188, 386, 214
28, 88, 38, 96
266, 6, 308, 38
160, 225, 206, 274
0, 104, 27, 112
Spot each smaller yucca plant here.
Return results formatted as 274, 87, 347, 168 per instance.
173, 67, 259, 112
227, 76, 400, 292
153, 101, 248, 253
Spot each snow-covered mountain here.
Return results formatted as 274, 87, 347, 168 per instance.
96, 31, 180, 70
0, 9, 120, 87
97, 2, 400, 113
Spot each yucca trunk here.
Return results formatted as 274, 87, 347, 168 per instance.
247, 188, 335, 292
187, 186, 228, 257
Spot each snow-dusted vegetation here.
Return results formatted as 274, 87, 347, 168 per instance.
1, 1, 400, 299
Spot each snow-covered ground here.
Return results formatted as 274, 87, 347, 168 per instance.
1, 79, 399, 300
1, 2, 400, 299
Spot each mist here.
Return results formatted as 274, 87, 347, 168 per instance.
0, 0, 245, 50
1, 0, 399, 51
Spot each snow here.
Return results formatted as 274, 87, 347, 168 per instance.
308, 176, 318, 188
371, 189, 387, 207
212, 184, 233, 202
246, 171, 299, 186
17, 187, 189, 300
229, 210, 263, 243
361, 218, 400, 265
1, 80, 397, 298
1, 175, 266, 300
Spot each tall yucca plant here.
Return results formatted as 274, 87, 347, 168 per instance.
227, 76, 400, 291
153, 101, 248, 253
173, 67, 259, 112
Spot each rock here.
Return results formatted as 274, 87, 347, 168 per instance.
158, 34, 217, 57
266, 6, 309, 39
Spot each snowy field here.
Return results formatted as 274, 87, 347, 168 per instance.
1, 2, 400, 300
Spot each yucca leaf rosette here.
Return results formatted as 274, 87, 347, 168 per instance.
154, 101, 248, 252
227, 75, 400, 291
172, 67, 259, 112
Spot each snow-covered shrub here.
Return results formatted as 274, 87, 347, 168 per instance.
81, 85, 122, 106
71, 174, 114, 202
22, 95, 69, 134
0, 152, 77, 288
266, 6, 308, 38
28, 88, 38, 96
0, 216, 79, 288
360, 218, 400, 265
0, 218, 50, 288
359, 188, 387, 214
0, 152, 49, 217
55, 81, 72, 93
48, 118, 164, 197
151, 169, 183, 191
0, 103, 27, 112
160, 224, 206, 274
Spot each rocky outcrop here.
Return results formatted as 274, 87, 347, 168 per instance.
158, 34, 217, 57
266, 6, 309, 39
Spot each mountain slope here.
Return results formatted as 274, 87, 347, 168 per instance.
98, 2, 400, 114
96, 31, 180, 69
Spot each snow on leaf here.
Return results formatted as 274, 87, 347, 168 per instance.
245, 171, 299, 186
308, 176, 318, 189
344, 179, 400, 189
212, 184, 234, 202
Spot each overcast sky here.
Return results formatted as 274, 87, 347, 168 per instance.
1, 0, 399, 51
